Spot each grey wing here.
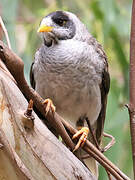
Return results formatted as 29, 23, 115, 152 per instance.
30, 62, 36, 89
87, 37, 110, 144
96, 64, 110, 144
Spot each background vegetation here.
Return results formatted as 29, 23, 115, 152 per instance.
0, 0, 132, 179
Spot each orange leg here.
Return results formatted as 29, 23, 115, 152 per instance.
43, 98, 56, 115
72, 127, 89, 152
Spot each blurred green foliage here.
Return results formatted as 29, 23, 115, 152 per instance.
0, 0, 132, 179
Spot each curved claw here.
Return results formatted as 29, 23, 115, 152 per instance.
72, 127, 89, 152
43, 98, 56, 115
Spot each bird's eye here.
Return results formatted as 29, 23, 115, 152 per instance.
55, 19, 67, 26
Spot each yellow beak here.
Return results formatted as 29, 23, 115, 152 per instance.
37, 25, 53, 33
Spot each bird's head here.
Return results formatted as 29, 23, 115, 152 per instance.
37, 11, 89, 47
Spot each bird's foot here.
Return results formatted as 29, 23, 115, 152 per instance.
72, 127, 89, 152
43, 98, 56, 115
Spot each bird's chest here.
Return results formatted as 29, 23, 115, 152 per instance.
34, 41, 104, 127
34, 64, 101, 128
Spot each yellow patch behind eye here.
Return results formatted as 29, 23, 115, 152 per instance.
63, 20, 67, 25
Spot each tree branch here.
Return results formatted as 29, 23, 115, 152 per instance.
0, 68, 95, 180
0, 40, 130, 180
126, 0, 135, 179
127, 0, 135, 179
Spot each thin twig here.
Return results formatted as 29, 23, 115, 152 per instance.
79, 129, 115, 180
102, 132, 115, 153
24, 99, 34, 117
129, 0, 135, 179
0, 16, 11, 49
106, 170, 112, 180
85, 117, 100, 150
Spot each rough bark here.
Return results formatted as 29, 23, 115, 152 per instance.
0, 66, 96, 180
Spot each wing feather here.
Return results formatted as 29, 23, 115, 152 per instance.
96, 64, 110, 144
30, 62, 35, 89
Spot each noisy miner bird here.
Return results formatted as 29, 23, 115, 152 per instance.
30, 11, 110, 177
